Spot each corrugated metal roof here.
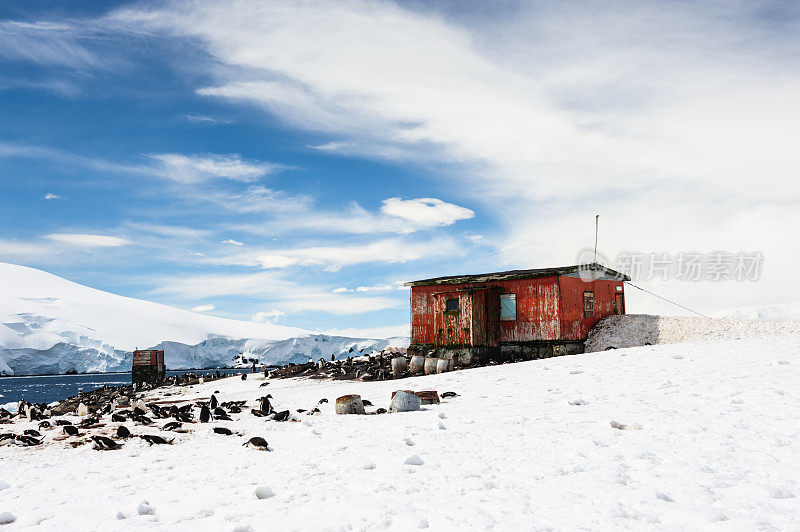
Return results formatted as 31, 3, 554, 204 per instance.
404, 263, 631, 286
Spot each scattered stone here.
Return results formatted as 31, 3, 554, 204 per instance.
390, 391, 421, 413
404, 454, 424, 466
255, 485, 275, 499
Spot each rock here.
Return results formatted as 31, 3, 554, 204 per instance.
390, 391, 421, 413
335, 395, 366, 415
255, 485, 275, 499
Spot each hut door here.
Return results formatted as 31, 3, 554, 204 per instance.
614, 293, 625, 315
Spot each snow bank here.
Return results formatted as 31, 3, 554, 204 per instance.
586, 313, 800, 352
3, 335, 800, 528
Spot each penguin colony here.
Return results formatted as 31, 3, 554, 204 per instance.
1, 384, 459, 452
1, 350, 460, 452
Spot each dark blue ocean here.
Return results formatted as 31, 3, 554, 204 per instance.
0, 369, 253, 410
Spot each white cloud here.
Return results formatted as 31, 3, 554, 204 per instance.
148, 153, 279, 184
43, 193, 61, 200
45, 233, 128, 247
320, 324, 409, 339
191, 304, 215, 312
250, 310, 286, 324
151, 270, 404, 315
0, 21, 102, 69
221, 239, 244, 246
207, 236, 462, 271
381, 198, 474, 231
332, 281, 405, 293
183, 113, 232, 125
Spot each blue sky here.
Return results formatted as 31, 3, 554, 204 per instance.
1, 1, 799, 334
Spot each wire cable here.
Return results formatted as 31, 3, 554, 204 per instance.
625, 281, 711, 318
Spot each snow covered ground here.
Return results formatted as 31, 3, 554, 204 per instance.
2, 333, 800, 529
0, 262, 406, 374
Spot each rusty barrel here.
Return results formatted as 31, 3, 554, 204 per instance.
409, 356, 425, 375
424, 357, 438, 375
391, 356, 408, 378
335, 394, 365, 415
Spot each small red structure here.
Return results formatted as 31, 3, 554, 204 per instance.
132, 349, 165, 386
405, 264, 629, 364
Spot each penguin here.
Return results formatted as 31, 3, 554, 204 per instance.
139, 434, 171, 445
213, 407, 227, 417
112, 413, 126, 423
38, 421, 51, 429
306, 407, 320, 415
62, 425, 79, 436
271, 410, 291, 422
376, 408, 387, 414
228, 406, 242, 414
116, 425, 131, 439
362, 400, 373, 407
214, 412, 232, 421
441, 391, 459, 398
133, 406, 147, 417
15, 435, 42, 447
259, 382, 270, 387
241, 373, 247, 381
210, 394, 219, 410
213, 427, 233, 435
259, 395, 273, 415
0, 433, 16, 445
243, 436, 270, 450
91, 435, 120, 451
54, 419, 72, 426
199, 405, 211, 423
318, 398, 329, 404
23, 429, 41, 438
250, 409, 267, 417
132, 415, 153, 425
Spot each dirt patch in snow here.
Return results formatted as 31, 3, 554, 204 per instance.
585, 314, 800, 352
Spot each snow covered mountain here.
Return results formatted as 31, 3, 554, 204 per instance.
0, 262, 406, 375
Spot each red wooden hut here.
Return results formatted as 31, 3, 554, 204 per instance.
405, 264, 630, 364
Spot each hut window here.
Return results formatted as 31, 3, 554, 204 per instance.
445, 298, 459, 312
500, 293, 516, 321
583, 291, 594, 318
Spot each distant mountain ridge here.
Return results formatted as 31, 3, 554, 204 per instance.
0, 262, 406, 375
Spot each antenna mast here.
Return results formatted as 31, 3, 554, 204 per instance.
593, 215, 599, 265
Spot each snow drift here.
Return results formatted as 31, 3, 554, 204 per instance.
586, 313, 800, 352
0, 262, 407, 375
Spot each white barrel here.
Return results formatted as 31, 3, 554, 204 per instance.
436, 359, 450, 374
409, 356, 425, 375
335, 394, 366, 415
391, 357, 408, 378
424, 357, 438, 375
390, 391, 421, 413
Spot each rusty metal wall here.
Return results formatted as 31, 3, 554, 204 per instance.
411, 276, 625, 344
558, 276, 625, 339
